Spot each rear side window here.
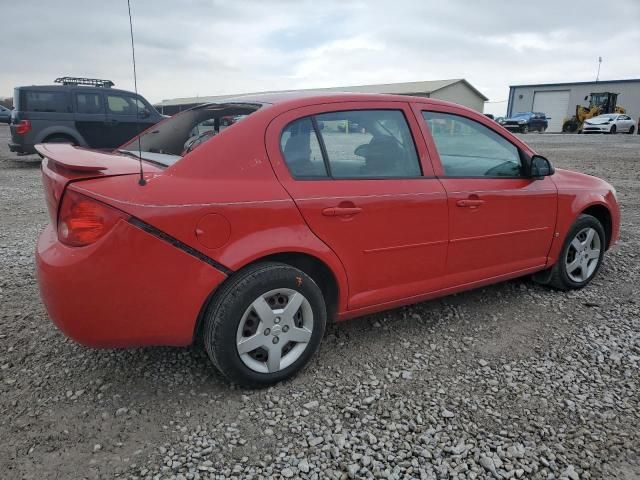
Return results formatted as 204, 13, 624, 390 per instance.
422, 111, 522, 178
281, 110, 421, 179
280, 118, 327, 178
23, 91, 70, 113
76, 93, 103, 114
106, 94, 146, 115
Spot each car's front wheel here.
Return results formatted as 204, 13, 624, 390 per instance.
539, 214, 605, 290
610, 125, 617, 134
203, 262, 326, 387
522, 125, 529, 133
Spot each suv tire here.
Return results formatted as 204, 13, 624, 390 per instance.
44, 134, 76, 145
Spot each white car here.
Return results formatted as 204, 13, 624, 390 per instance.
583, 114, 636, 134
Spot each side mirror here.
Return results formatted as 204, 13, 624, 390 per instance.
529, 154, 554, 179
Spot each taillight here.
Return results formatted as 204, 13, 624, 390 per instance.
15, 120, 31, 135
57, 190, 128, 247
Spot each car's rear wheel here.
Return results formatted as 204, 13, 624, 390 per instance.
628, 126, 635, 135
539, 214, 605, 290
203, 262, 326, 387
44, 134, 76, 145
609, 125, 617, 134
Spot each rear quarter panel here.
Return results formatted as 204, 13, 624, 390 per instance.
73, 114, 351, 314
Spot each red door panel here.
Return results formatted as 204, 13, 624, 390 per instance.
412, 102, 558, 286
286, 180, 448, 308
441, 177, 557, 284
265, 101, 449, 309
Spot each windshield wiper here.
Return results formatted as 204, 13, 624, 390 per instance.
117, 149, 142, 159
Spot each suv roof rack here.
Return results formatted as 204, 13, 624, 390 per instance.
54, 77, 115, 88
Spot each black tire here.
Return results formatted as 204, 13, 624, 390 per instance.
562, 120, 579, 133
628, 126, 635, 135
543, 214, 606, 290
521, 125, 529, 134
44, 134, 76, 145
609, 125, 617, 134
203, 262, 327, 387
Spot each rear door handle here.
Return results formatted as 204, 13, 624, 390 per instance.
456, 199, 485, 208
322, 206, 362, 217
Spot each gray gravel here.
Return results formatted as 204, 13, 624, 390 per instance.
1, 125, 639, 479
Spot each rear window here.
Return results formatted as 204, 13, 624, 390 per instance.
22, 90, 70, 113
119, 102, 261, 166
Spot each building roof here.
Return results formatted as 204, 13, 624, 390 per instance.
509, 78, 640, 89
156, 78, 488, 107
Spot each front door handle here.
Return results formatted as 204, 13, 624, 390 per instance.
322, 206, 362, 217
456, 199, 485, 208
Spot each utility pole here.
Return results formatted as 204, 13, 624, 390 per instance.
596, 56, 602, 82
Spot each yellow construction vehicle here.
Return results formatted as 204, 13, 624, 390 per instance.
562, 92, 626, 133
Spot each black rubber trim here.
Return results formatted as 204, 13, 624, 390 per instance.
128, 217, 233, 276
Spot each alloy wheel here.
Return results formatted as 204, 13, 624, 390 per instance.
565, 227, 601, 283
236, 288, 314, 374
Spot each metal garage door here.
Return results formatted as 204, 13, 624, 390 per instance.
532, 90, 570, 133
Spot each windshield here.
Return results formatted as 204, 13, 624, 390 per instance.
596, 114, 617, 120
512, 112, 531, 119
120, 102, 261, 166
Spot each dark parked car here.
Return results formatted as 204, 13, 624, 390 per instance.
9, 77, 164, 155
0, 105, 12, 124
499, 112, 548, 133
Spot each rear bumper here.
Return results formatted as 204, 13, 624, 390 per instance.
36, 220, 227, 348
9, 142, 35, 154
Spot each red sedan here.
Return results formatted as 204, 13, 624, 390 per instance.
35, 93, 620, 386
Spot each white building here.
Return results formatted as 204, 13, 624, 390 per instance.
155, 79, 488, 115
507, 79, 640, 133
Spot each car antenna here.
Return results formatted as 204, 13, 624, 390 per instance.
127, 0, 146, 186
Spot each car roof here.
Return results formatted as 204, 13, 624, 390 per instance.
197, 91, 462, 111
15, 84, 140, 96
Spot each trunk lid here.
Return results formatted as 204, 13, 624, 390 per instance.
36, 143, 162, 224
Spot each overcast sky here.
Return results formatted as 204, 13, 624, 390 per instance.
2, 0, 639, 115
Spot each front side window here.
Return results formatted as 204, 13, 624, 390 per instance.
422, 111, 522, 178
76, 92, 103, 114
106, 94, 146, 115
280, 109, 421, 179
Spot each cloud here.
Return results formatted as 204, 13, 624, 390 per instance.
1, 0, 639, 115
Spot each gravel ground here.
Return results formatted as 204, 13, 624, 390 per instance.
1, 125, 639, 480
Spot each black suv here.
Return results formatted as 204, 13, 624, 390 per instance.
498, 112, 548, 133
9, 77, 164, 155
